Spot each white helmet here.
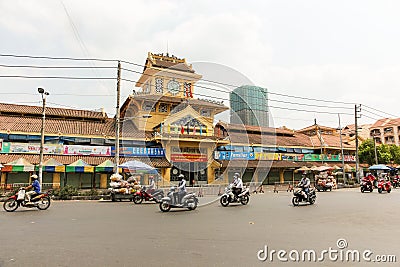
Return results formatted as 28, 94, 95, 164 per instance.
178, 174, 185, 178
30, 174, 38, 180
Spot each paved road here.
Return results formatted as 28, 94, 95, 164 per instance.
1, 189, 399, 267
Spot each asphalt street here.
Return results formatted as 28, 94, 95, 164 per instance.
1, 188, 399, 267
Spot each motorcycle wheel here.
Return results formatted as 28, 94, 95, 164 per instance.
159, 202, 171, 212
361, 187, 365, 193
378, 188, 383, 194
309, 197, 315, 205
292, 197, 300, 206
154, 193, 163, 203
37, 196, 51, 210
388, 188, 391, 193
220, 196, 229, 207
3, 198, 19, 212
240, 195, 249, 205
188, 200, 198, 211
133, 195, 143, 204
370, 187, 373, 192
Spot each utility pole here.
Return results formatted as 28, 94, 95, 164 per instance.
115, 61, 121, 174
338, 114, 346, 184
38, 88, 49, 189
373, 135, 378, 165
355, 104, 362, 182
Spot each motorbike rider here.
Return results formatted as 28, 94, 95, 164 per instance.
177, 174, 187, 204
146, 176, 155, 195
24, 174, 41, 204
231, 172, 243, 200
299, 173, 311, 199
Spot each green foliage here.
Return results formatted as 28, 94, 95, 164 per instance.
359, 139, 400, 165
52, 185, 79, 200
358, 139, 376, 165
388, 145, 400, 164
81, 189, 100, 196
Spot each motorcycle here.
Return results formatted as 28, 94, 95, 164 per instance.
392, 176, 399, 188
360, 178, 374, 193
292, 186, 316, 206
159, 187, 198, 212
3, 188, 51, 212
133, 186, 164, 204
219, 184, 250, 207
315, 178, 333, 192
377, 178, 392, 193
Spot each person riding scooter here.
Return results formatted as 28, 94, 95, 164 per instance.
146, 176, 155, 195
231, 172, 243, 200
299, 173, 311, 200
24, 174, 41, 204
177, 174, 187, 204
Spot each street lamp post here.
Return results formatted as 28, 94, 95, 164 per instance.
38, 88, 49, 189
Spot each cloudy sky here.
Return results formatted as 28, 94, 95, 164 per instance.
1, 0, 400, 130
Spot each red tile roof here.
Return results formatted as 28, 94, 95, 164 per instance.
0, 102, 107, 120
0, 103, 144, 139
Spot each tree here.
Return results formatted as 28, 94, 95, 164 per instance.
388, 145, 400, 164
358, 139, 400, 165
358, 139, 376, 165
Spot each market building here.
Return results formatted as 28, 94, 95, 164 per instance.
0, 52, 360, 190
0, 102, 169, 189
214, 122, 357, 184
120, 52, 228, 185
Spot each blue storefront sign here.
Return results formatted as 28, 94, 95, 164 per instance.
215, 151, 255, 160
111, 147, 165, 157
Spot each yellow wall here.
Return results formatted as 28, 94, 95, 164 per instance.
53, 173, 60, 188
100, 174, 108, 189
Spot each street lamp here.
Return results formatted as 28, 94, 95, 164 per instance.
38, 87, 49, 189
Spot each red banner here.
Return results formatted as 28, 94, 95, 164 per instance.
170, 153, 208, 162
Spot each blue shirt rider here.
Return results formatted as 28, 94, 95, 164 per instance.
25, 174, 41, 203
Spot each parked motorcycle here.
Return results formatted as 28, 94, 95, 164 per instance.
220, 184, 250, 207
292, 186, 316, 206
3, 188, 51, 212
377, 178, 392, 193
133, 186, 164, 204
360, 178, 374, 193
159, 187, 198, 212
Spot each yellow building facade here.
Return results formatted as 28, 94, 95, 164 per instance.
120, 52, 228, 184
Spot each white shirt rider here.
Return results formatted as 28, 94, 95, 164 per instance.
234, 177, 243, 189
148, 178, 155, 190
178, 178, 186, 192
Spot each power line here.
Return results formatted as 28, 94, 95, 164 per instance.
0, 64, 116, 69
0, 75, 115, 80
363, 105, 398, 118
0, 53, 116, 62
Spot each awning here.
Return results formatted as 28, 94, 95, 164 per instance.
35, 158, 65, 172
66, 159, 94, 173
119, 160, 158, 174
369, 164, 390, 171
95, 159, 116, 173
2, 158, 34, 172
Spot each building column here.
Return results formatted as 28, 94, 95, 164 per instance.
100, 174, 108, 189
162, 167, 171, 187
53, 173, 61, 189
279, 169, 285, 183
